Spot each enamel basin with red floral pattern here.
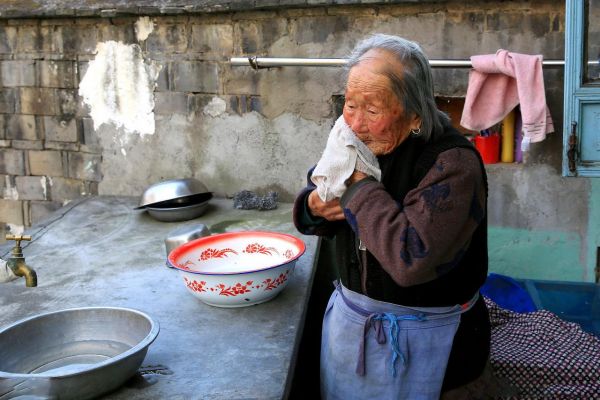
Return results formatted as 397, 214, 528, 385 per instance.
167, 231, 306, 307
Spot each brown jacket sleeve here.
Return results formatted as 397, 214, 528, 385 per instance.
340, 147, 486, 287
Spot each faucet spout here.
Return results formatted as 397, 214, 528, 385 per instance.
5, 234, 37, 287
8, 258, 37, 287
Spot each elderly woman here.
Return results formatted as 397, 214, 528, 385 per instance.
293, 34, 490, 399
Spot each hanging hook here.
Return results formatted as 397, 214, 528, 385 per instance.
248, 56, 259, 70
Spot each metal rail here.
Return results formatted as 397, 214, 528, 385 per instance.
230, 56, 599, 69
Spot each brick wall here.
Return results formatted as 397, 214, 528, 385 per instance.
0, 12, 257, 233
0, 11, 302, 235
0, 21, 103, 233
0, 1, 566, 236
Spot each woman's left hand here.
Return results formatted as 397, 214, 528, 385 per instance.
307, 190, 345, 221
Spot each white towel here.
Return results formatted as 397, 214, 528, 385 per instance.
311, 116, 381, 202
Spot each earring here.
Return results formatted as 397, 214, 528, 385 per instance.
410, 127, 421, 136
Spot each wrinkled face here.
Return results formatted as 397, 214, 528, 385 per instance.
343, 50, 420, 155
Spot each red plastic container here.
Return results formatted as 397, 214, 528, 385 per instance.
474, 134, 500, 164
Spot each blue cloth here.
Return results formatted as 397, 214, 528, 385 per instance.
481, 273, 537, 313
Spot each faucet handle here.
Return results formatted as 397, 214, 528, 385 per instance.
5, 234, 32, 247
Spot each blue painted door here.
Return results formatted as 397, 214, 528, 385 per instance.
563, 0, 600, 177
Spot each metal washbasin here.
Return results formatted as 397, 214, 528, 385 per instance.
135, 179, 212, 209
134, 179, 213, 222
0, 307, 159, 400
146, 200, 211, 222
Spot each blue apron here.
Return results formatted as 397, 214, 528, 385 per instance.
321, 282, 478, 400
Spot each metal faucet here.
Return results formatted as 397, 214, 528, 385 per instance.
5, 234, 37, 287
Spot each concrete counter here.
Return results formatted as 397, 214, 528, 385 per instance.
0, 196, 319, 400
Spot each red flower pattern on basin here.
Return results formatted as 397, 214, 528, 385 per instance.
184, 270, 292, 296
184, 278, 207, 292
283, 249, 294, 260
177, 260, 195, 271
199, 247, 237, 261
243, 243, 279, 256
264, 272, 289, 291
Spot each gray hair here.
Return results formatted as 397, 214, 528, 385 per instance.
345, 34, 449, 141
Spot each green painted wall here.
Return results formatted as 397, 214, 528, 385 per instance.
488, 180, 599, 284
488, 227, 586, 282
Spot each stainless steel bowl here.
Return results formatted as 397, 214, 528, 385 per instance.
165, 223, 211, 259
0, 307, 159, 400
147, 200, 210, 222
135, 178, 211, 209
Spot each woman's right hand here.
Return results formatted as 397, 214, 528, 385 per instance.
307, 190, 345, 221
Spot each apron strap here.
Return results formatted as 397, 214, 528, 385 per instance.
357, 314, 387, 376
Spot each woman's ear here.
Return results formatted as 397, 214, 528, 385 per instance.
410, 113, 422, 131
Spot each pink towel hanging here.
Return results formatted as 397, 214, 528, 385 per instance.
460, 50, 554, 150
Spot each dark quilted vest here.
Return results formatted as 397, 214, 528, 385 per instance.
338, 125, 489, 307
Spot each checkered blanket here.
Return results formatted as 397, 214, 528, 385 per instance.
486, 298, 600, 399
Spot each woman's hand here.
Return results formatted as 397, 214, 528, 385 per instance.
307, 190, 345, 221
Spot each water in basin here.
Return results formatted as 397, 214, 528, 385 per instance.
30, 340, 133, 376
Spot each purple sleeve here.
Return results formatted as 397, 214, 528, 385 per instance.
340, 148, 486, 287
